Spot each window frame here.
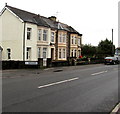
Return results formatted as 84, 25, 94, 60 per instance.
43, 30, 48, 41
63, 34, 66, 43
38, 47, 41, 58
43, 47, 47, 59
59, 48, 62, 59
59, 33, 62, 43
71, 36, 74, 44
51, 32, 55, 42
38, 29, 42, 41
27, 28, 32, 40
7, 48, 11, 60
63, 48, 66, 58
75, 37, 77, 44
78, 38, 80, 46
26, 47, 31, 60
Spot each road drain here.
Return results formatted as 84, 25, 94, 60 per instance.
53, 69, 63, 72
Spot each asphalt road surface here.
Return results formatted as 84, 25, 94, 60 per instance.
2, 64, 119, 113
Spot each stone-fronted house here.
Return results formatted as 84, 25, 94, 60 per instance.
0, 4, 82, 66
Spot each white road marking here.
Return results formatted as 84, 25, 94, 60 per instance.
38, 77, 79, 89
91, 71, 107, 76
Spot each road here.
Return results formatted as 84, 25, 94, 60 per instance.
2, 64, 119, 113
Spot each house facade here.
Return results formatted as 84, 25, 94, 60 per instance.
0, 4, 82, 66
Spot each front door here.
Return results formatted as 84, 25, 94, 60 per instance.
51, 48, 54, 60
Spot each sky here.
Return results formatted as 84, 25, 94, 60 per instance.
0, 0, 119, 47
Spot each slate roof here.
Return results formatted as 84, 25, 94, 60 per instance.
5, 5, 82, 36
6, 5, 38, 24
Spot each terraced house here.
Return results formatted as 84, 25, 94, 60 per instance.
0, 4, 82, 67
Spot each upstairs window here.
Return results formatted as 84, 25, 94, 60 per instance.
51, 32, 55, 42
75, 37, 77, 44
59, 33, 62, 42
63, 34, 66, 43
43, 30, 48, 41
7, 48, 11, 59
71, 36, 74, 44
27, 28, 32, 40
38, 29, 42, 41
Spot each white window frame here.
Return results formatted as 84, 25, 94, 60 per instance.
63, 34, 66, 43
78, 38, 80, 46
74, 50, 77, 57
38, 47, 41, 58
59, 48, 62, 59
27, 28, 32, 40
59, 33, 62, 43
38, 29, 42, 41
71, 36, 74, 44
26, 47, 31, 60
63, 48, 66, 58
75, 37, 77, 44
7, 48, 11, 60
51, 32, 55, 42
43, 47, 47, 59
43, 30, 48, 41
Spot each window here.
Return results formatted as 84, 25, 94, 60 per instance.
63, 49, 65, 58
63, 34, 66, 43
78, 50, 81, 57
43, 30, 48, 41
38, 29, 42, 41
51, 32, 55, 42
59, 33, 62, 42
71, 50, 73, 57
27, 28, 32, 40
78, 38, 80, 46
38, 47, 41, 58
26, 47, 31, 60
74, 50, 77, 57
75, 37, 77, 44
71, 36, 74, 44
43, 48, 47, 58
59, 49, 62, 58
7, 48, 11, 59
80, 38, 81, 45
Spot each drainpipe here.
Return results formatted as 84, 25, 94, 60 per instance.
23, 22, 26, 61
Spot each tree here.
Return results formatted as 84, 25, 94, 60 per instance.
97, 38, 115, 57
81, 44, 97, 57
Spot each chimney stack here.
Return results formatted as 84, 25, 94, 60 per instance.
5, 3, 7, 6
48, 16, 56, 21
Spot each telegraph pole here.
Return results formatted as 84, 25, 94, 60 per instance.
112, 29, 114, 56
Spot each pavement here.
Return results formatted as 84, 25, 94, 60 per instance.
110, 103, 120, 114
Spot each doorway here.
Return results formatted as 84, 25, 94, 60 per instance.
51, 48, 54, 60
